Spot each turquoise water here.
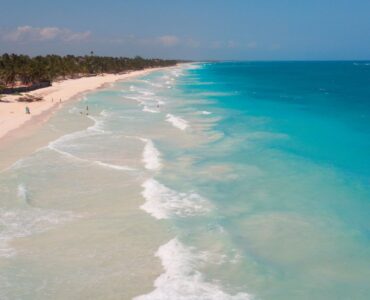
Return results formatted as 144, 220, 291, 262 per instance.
158, 62, 370, 300
1, 62, 369, 299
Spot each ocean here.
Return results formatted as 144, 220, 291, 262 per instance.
0, 62, 369, 300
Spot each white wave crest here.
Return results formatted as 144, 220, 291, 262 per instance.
136, 89, 155, 96
143, 106, 160, 113
47, 130, 89, 162
149, 82, 164, 88
47, 112, 108, 160
187, 63, 203, 70
140, 179, 210, 219
93, 161, 135, 171
166, 114, 189, 131
86, 115, 107, 133
125, 94, 163, 114
201, 111, 212, 115
140, 139, 162, 171
133, 238, 251, 300
68, 106, 80, 114
171, 70, 183, 77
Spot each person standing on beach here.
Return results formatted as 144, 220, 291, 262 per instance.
86, 105, 89, 115
25, 106, 30, 114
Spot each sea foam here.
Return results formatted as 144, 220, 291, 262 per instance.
125, 94, 163, 113
201, 110, 212, 115
133, 238, 251, 300
143, 106, 160, 113
140, 139, 162, 171
140, 179, 210, 219
47, 130, 88, 162
0, 208, 77, 258
0, 184, 79, 258
93, 161, 135, 171
166, 114, 189, 130
47, 111, 108, 161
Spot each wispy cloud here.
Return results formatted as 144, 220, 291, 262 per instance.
184, 38, 200, 48
107, 34, 200, 49
2, 26, 91, 42
157, 35, 201, 48
157, 35, 179, 47
210, 40, 257, 50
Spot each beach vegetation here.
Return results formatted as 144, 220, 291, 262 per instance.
0, 53, 179, 92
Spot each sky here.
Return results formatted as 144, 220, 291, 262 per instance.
0, 0, 369, 60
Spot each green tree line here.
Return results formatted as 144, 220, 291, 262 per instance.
0, 53, 179, 88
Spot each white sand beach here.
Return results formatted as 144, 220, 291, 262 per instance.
0, 68, 164, 142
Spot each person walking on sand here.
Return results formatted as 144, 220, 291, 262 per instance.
86, 105, 89, 115
25, 106, 30, 114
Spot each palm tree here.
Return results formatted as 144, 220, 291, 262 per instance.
0, 53, 180, 90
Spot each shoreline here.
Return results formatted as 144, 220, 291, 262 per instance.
0, 67, 168, 144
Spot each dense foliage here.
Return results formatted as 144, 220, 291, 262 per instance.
0, 53, 179, 87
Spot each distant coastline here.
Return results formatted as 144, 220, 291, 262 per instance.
0, 65, 176, 143
0, 54, 179, 93
0, 53, 181, 143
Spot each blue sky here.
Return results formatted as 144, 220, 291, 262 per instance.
1, 0, 369, 60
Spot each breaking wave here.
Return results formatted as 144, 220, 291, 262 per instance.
140, 179, 210, 219
166, 114, 189, 131
133, 238, 251, 300
140, 139, 162, 171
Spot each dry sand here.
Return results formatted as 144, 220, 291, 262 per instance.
0, 68, 163, 141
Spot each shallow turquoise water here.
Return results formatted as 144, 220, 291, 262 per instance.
1, 62, 369, 299
160, 62, 370, 300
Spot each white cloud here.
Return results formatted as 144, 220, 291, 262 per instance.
184, 38, 200, 48
3, 25, 91, 42
209, 40, 258, 50
157, 35, 180, 47
107, 34, 200, 49
63, 31, 91, 42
